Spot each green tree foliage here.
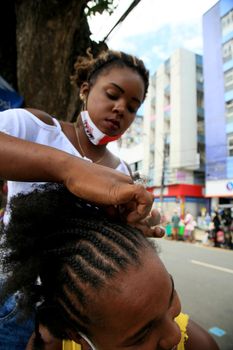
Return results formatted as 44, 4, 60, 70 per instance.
85, 0, 116, 16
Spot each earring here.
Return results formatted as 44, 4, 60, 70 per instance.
79, 94, 87, 110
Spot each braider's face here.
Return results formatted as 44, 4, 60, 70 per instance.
81, 66, 145, 137
76, 251, 181, 350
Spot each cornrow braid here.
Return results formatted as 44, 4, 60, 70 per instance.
0, 184, 155, 341
71, 48, 149, 99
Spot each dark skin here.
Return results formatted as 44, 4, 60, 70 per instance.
1, 65, 164, 234
23, 107, 164, 238
186, 320, 219, 350
26, 253, 219, 350
0, 120, 156, 227
26, 320, 219, 350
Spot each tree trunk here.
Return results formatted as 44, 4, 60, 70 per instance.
15, 0, 107, 121
0, 1, 17, 88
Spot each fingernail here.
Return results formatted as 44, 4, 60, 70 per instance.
156, 226, 165, 236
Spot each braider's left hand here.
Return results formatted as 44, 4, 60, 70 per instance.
131, 208, 165, 238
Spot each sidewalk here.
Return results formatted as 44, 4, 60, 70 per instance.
165, 227, 233, 250
193, 228, 233, 251
194, 228, 206, 242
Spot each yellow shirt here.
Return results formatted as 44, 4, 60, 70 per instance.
62, 312, 189, 350
62, 340, 81, 350
175, 313, 189, 350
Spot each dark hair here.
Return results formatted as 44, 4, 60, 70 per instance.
0, 184, 155, 343
71, 48, 149, 100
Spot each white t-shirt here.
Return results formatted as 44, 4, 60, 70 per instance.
0, 108, 130, 224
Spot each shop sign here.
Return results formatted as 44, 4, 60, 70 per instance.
206, 179, 233, 197
226, 181, 233, 191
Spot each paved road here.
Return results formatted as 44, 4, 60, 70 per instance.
155, 238, 233, 350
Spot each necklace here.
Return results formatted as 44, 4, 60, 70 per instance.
73, 123, 106, 164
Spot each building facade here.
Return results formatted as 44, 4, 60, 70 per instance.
143, 48, 206, 217
118, 114, 144, 175
203, 0, 233, 211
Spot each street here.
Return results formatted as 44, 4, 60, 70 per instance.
154, 238, 233, 350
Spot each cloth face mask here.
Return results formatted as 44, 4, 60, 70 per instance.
81, 110, 121, 145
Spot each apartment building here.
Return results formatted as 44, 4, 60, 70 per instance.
203, 0, 233, 211
143, 48, 206, 217
118, 114, 144, 174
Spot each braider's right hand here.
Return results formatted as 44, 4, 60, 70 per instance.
62, 158, 154, 224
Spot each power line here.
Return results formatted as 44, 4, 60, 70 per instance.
102, 0, 141, 42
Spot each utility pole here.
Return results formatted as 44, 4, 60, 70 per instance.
160, 135, 167, 209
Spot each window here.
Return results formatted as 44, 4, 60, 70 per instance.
228, 134, 233, 157
225, 69, 233, 83
197, 120, 204, 133
197, 91, 203, 108
222, 39, 233, 64
226, 100, 233, 120
120, 115, 144, 148
151, 96, 156, 114
224, 68, 233, 92
221, 10, 233, 37
196, 67, 203, 83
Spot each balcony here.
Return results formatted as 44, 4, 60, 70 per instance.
150, 144, 155, 152
226, 115, 233, 124
165, 59, 170, 74
225, 90, 233, 103
164, 104, 171, 121
164, 85, 170, 97
197, 107, 204, 119
164, 110, 170, 121
196, 82, 203, 92
198, 134, 205, 143
221, 31, 233, 45
195, 54, 203, 67
164, 134, 170, 144
223, 59, 233, 73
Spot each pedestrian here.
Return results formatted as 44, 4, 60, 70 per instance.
171, 210, 180, 240
216, 229, 225, 247
184, 211, 195, 243
221, 208, 232, 249
0, 49, 164, 349
212, 211, 221, 247
230, 222, 233, 250
0, 185, 219, 350
205, 212, 211, 228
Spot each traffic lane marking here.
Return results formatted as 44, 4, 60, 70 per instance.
191, 259, 233, 274
209, 327, 226, 337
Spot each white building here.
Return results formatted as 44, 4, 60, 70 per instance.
203, 0, 233, 211
143, 48, 206, 217
118, 114, 144, 174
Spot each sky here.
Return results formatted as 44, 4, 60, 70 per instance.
88, 0, 219, 156
88, 0, 219, 75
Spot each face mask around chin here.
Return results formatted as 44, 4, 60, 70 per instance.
80, 111, 121, 145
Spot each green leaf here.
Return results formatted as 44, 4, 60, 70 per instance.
85, 0, 117, 17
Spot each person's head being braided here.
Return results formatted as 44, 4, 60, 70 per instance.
0, 185, 155, 342
0, 184, 181, 350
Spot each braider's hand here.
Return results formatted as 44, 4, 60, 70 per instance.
63, 159, 153, 224
110, 182, 154, 223
131, 208, 165, 238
